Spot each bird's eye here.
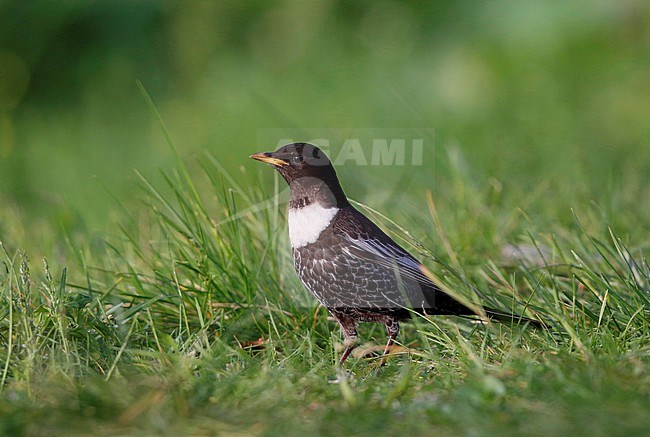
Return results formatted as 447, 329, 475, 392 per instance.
291, 155, 303, 164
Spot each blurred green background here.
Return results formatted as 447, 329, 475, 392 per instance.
1, 0, 649, 238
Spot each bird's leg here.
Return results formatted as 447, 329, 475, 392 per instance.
334, 314, 358, 365
339, 338, 357, 365
379, 318, 399, 366
339, 327, 358, 365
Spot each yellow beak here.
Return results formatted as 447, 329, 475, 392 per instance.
249, 152, 288, 167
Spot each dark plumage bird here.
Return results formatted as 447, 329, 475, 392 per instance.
250, 142, 543, 365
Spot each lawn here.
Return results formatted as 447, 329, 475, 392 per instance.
1, 2, 649, 436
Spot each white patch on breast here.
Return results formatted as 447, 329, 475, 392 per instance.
288, 203, 339, 248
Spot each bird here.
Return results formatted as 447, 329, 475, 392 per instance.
250, 142, 543, 365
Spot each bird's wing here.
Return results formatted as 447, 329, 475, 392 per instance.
331, 207, 480, 315
332, 208, 441, 291
342, 233, 435, 286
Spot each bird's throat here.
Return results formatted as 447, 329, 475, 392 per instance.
288, 176, 348, 210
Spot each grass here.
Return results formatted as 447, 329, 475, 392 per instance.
2, 3, 649, 435
0, 139, 648, 436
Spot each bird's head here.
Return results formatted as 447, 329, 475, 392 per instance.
250, 142, 334, 182
250, 142, 348, 207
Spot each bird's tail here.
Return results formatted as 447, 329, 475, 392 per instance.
482, 307, 546, 329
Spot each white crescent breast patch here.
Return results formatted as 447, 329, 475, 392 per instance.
288, 204, 339, 248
